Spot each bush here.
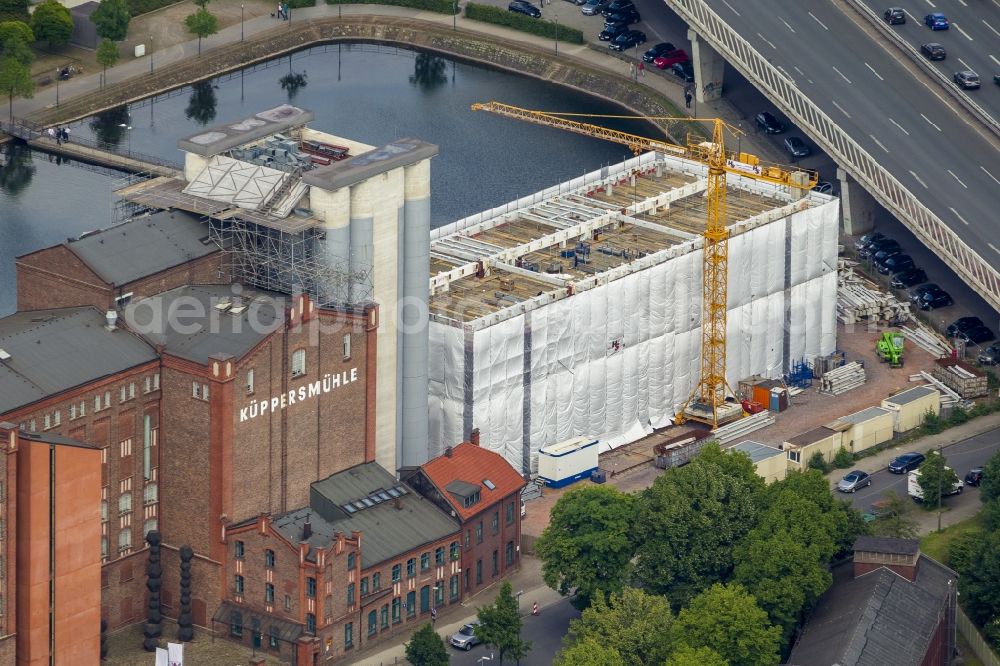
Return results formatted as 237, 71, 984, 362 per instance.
948, 405, 970, 426
465, 2, 584, 43
326, 0, 458, 14
807, 452, 830, 474
126, 0, 176, 17
833, 446, 854, 469
921, 410, 945, 435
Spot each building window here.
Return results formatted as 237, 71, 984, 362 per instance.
101, 499, 108, 521
291, 349, 306, 377
119, 492, 132, 514
506, 501, 515, 525
231, 611, 243, 637
476, 559, 482, 585
788, 450, 801, 464
465, 530, 471, 548
361, 577, 369, 597
420, 586, 430, 613
265, 583, 274, 604
462, 490, 481, 508
372, 572, 381, 592
120, 386, 127, 403
407, 558, 415, 578
492, 550, 498, 576
492, 511, 499, 534
449, 575, 459, 600
144, 376, 152, 394
235, 540, 245, 560
347, 583, 355, 605
143, 518, 157, 536
284, 595, 292, 611
70, 404, 77, 420
435, 547, 445, 566
420, 552, 430, 572
381, 604, 389, 629
344, 623, 353, 648
306, 613, 316, 635
246, 369, 254, 394
120, 438, 132, 458
153, 373, 159, 390
235, 575, 244, 594
367, 610, 377, 636
265, 549, 275, 568
192, 383, 200, 399
392, 564, 401, 582
143, 415, 154, 481
43, 414, 51, 430
306, 577, 316, 598
343, 334, 351, 359
347, 552, 356, 570
118, 530, 132, 553
450, 541, 460, 561
269, 626, 280, 650
101, 536, 109, 561
392, 598, 401, 623
506, 541, 515, 566
202, 384, 209, 400
475, 522, 483, 544
434, 581, 444, 606
129, 382, 135, 400
95, 395, 102, 412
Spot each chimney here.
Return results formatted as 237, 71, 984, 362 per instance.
470, 428, 481, 447
394, 498, 403, 511
105, 310, 118, 330
302, 518, 312, 540
852, 536, 920, 582
445, 446, 453, 458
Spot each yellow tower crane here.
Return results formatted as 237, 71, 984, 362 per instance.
471, 101, 818, 427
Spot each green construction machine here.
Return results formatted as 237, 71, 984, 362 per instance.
876, 331, 905, 368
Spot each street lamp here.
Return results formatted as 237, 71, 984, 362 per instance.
149, 36, 154, 74
477, 655, 493, 665
118, 122, 132, 157
453, 0, 457, 30
241, 3, 245, 41
54, 69, 59, 107
553, 14, 558, 55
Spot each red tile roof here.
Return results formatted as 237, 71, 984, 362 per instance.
420, 443, 526, 521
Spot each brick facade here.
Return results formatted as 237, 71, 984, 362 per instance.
458, 494, 522, 597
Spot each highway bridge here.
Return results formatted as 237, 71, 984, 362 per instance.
660, 0, 1000, 313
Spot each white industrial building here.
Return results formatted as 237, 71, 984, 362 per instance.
427, 151, 839, 474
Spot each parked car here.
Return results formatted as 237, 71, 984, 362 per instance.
508, 0, 541, 17
909, 283, 940, 302
872, 246, 904, 263
884, 7, 905, 24
859, 236, 898, 258
643, 42, 675, 63
920, 42, 946, 60
890, 268, 927, 288
450, 623, 482, 650
855, 231, 886, 251
609, 29, 646, 51
601, 0, 633, 17
671, 61, 695, 83
877, 254, 915, 275
653, 49, 690, 69
909, 466, 963, 500
946, 316, 984, 338
838, 470, 872, 493
755, 111, 785, 134
954, 70, 981, 89
978, 344, 1000, 365
965, 467, 985, 486
812, 181, 833, 194
918, 287, 953, 310
995, 74, 1000, 86
956, 325, 995, 345
581, 0, 610, 15
924, 12, 949, 29
784, 136, 810, 158
889, 451, 926, 474
598, 22, 630, 41
604, 8, 639, 26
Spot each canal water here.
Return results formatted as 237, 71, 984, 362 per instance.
0, 43, 656, 315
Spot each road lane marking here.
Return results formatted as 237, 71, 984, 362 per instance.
832, 101, 852, 118
904, 9, 918, 21
982, 166, 1000, 186
910, 170, 928, 188
869, 134, 890, 153
721, 0, 740, 15
808, 12, 828, 30
757, 32, 776, 50
949, 207, 969, 225
780, 17, 796, 33
992, 55, 1000, 67
794, 65, 804, 76
923, 0, 935, 6
947, 170, 968, 188
777, 66, 795, 83
865, 63, 884, 80
989, 243, 1000, 256
958, 57, 973, 71
953, 23, 974, 40
957, 0, 967, 6
890, 118, 910, 135
832, 66, 851, 83
921, 113, 942, 132
984, 20, 1000, 38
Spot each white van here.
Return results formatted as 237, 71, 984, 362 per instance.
907, 467, 963, 501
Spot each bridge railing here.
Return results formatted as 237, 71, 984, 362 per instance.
665, 0, 1000, 313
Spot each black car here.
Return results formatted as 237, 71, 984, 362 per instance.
598, 22, 630, 41
889, 452, 926, 474
508, 0, 541, 17
671, 61, 695, 83
946, 316, 984, 338
784, 136, 810, 159
957, 325, 995, 345
755, 111, 785, 134
872, 246, 904, 264
601, 0, 633, 17
920, 43, 946, 60
604, 8, 639, 26
860, 237, 899, 259
643, 42, 675, 63
609, 29, 646, 51
877, 254, 915, 275
954, 70, 981, 89
978, 344, 1000, 365
884, 7, 905, 24
965, 468, 984, 486
919, 288, 953, 310
909, 283, 940, 302
890, 268, 927, 288
855, 231, 886, 252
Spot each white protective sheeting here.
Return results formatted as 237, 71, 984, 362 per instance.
428, 198, 839, 474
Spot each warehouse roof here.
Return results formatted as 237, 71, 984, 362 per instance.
0, 307, 158, 414
883, 386, 938, 405
272, 463, 458, 569
837, 406, 891, 425
66, 210, 215, 286
177, 104, 314, 157
419, 443, 527, 521
786, 426, 838, 447
729, 440, 783, 463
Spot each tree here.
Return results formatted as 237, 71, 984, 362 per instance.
30, 0, 72, 50
868, 491, 919, 539
980, 449, 1000, 504
90, 0, 129, 42
0, 21, 34, 65
917, 450, 959, 509
0, 54, 32, 121
535, 485, 637, 608
953, 529, 1000, 629
476, 582, 530, 664
672, 583, 781, 666
404, 623, 449, 666
553, 637, 625, 666
95, 37, 119, 88
664, 644, 727, 666
184, 7, 217, 55
0, 0, 29, 23
633, 444, 764, 609
561, 587, 673, 666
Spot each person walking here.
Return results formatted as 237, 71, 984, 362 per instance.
684, 91, 692, 109
637, 61, 644, 77
47, 127, 55, 142
63, 127, 71, 143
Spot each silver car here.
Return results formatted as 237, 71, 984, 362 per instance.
837, 470, 871, 493
450, 622, 482, 650
581, 0, 610, 16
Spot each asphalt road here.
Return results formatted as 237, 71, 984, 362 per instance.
676, 0, 1000, 295
843, 426, 1000, 511
446, 597, 580, 665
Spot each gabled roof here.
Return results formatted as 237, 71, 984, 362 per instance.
65, 210, 215, 286
420, 443, 526, 521
787, 556, 956, 666
0, 307, 158, 414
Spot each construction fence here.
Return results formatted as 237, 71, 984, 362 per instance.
958, 607, 1000, 666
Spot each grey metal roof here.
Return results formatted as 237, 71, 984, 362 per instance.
177, 105, 314, 157
787, 557, 956, 666
272, 463, 458, 569
445, 479, 480, 498
838, 407, 891, 425
302, 138, 438, 192
0, 307, 158, 414
17, 429, 99, 449
124, 284, 282, 364
854, 536, 920, 556
883, 386, 938, 406
729, 440, 783, 463
67, 210, 215, 286
786, 426, 838, 447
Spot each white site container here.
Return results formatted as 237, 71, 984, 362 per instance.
537, 437, 599, 488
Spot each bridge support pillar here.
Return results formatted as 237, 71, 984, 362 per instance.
687, 29, 726, 102
837, 167, 877, 236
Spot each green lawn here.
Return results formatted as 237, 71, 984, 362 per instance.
921, 512, 985, 566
